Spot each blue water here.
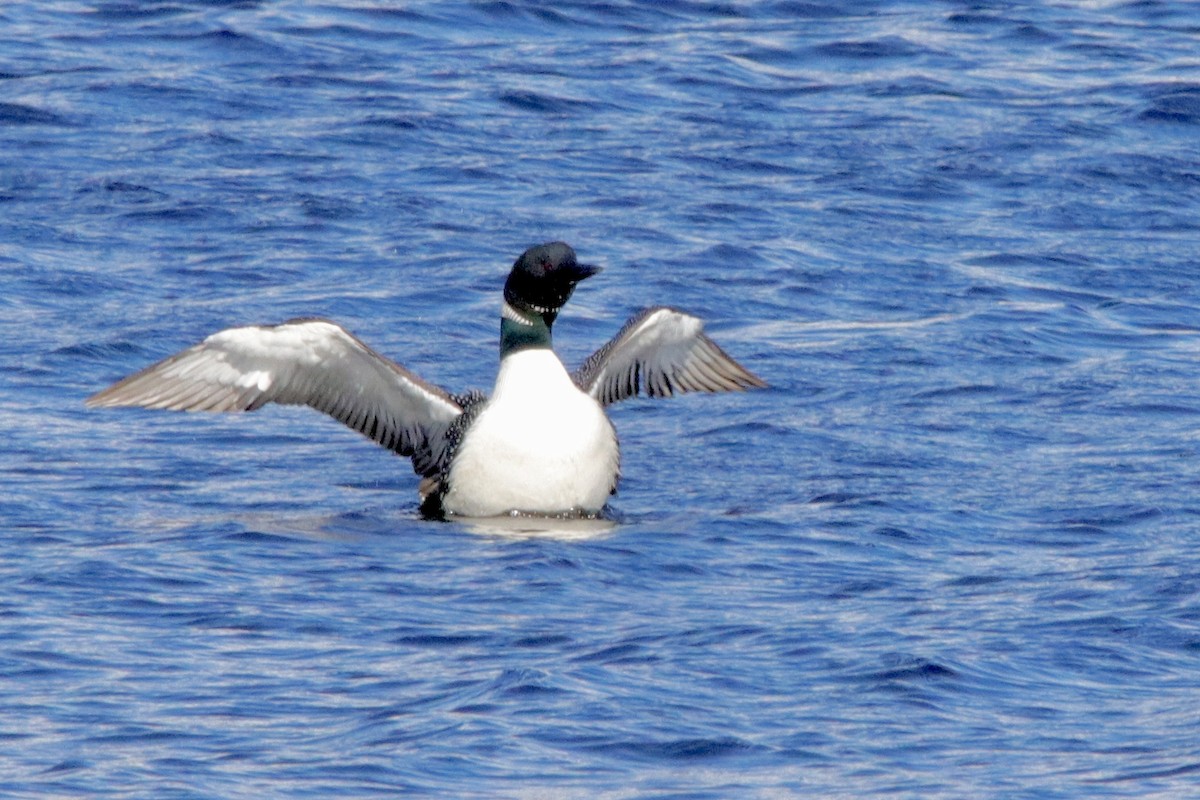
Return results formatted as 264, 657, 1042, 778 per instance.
4, 1, 1200, 796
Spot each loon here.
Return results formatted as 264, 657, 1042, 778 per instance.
87, 242, 766, 518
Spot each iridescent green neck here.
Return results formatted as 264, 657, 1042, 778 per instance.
499, 303, 553, 358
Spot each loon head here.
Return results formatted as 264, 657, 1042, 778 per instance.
503, 242, 601, 329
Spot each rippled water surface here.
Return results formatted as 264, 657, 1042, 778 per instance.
4, 1, 1200, 797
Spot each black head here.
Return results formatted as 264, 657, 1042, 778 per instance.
503, 242, 601, 321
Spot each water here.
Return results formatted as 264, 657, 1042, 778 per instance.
4, 1, 1200, 796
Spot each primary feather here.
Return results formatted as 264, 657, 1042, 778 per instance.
86, 318, 463, 477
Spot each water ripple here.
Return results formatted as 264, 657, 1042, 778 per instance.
5, 0, 1200, 797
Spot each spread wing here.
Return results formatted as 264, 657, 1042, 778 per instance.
572, 306, 766, 406
86, 318, 464, 474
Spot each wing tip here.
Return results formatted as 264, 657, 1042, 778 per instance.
701, 335, 767, 393
736, 368, 768, 391
85, 384, 136, 409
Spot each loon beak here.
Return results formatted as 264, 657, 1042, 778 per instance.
572, 263, 602, 282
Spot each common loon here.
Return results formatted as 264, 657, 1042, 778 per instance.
87, 242, 766, 518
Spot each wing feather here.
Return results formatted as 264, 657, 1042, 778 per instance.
572, 307, 766, 406
87, 318, 463, 470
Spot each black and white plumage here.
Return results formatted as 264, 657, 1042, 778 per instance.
87, 242, 766, 518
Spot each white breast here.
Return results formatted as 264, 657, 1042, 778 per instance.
442, 349, 619, 517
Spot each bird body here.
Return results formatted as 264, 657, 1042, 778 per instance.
440, 348, 618, 518
88, 243, 765, 519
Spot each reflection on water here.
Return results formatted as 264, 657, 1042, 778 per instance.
456, 512, 619, 541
